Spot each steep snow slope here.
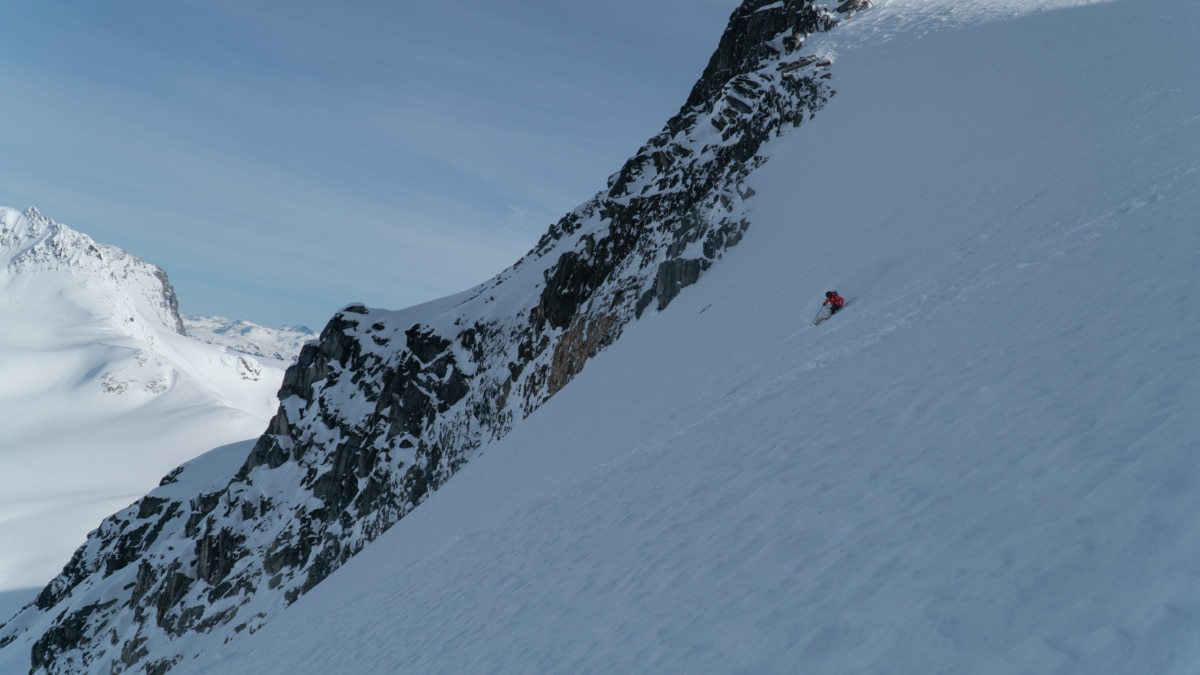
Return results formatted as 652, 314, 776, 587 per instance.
0, 208, 284, 598
0, 3, 848, 671
176, 0, 1200, 673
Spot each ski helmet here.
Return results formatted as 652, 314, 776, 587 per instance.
825, 291, 833, 298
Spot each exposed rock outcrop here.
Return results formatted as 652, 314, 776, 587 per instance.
0, 2, 867, 672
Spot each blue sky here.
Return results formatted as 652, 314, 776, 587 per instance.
0, 0, 735, 329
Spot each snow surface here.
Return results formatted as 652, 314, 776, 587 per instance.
182, 315, 316, 365
167, 0, 1200, 672
0, 208, 286, 601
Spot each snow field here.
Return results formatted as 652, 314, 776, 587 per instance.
0, 323, 282, 594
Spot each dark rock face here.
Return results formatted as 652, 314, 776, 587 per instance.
151, 268, 186, 335
0, 2, 866, 672
836, 0, 874, 17
655, 258, 705, 311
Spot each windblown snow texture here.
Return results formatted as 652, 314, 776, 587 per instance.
0, 2, 845, 672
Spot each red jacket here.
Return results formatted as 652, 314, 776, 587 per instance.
823, 293, 844, 309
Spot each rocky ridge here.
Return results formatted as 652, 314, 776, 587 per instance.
0, 2, 864, 672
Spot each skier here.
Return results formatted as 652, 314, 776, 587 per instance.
823, 290, 845, 315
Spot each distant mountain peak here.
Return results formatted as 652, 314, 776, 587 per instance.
0, 205, 292, 654
0, 206, 185, 336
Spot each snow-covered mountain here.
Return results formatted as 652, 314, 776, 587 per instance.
0, 207, 286, 617
182, 317, 316, 364
1, 207, 185, 337
0, 4, 846, 671
5, 0, 1200, 672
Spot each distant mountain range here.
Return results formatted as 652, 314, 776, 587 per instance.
182, 317, 315, 365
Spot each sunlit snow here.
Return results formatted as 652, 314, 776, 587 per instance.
0, 208, 285, 605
